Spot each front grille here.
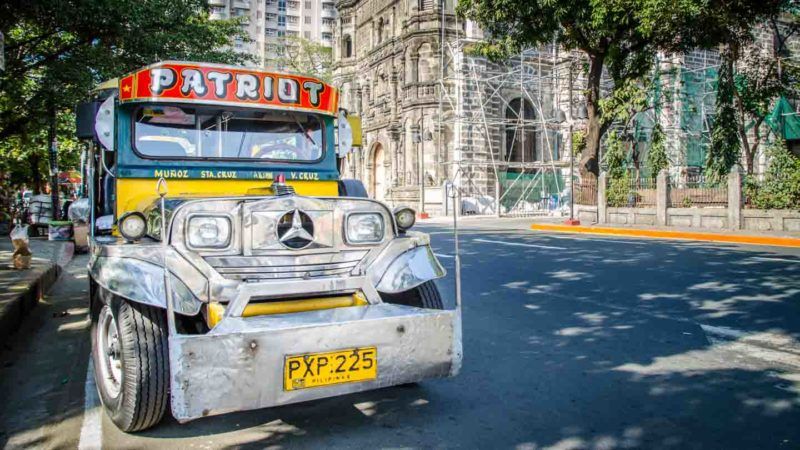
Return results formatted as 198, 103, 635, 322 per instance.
203, 250, 368, 281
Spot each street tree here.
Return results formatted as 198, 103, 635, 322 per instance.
732, 15, 800, 175
0, 0, 252, 189
706, 47, 742, 183
275, 36, 334, 82
456, 0, 786, 184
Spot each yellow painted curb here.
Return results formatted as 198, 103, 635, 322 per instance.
530, 224, 800, 248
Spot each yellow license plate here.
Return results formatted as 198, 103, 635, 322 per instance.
284, 347, 377, 391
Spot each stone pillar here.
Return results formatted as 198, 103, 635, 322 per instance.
656, 169, 668, 226
728, 169, 742, 230
410, 55, 419, 84
597, 172, 607, 224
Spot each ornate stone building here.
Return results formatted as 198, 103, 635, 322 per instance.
332, 0, 570, 215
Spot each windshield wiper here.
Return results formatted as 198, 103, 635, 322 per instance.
293, 115, 317, 147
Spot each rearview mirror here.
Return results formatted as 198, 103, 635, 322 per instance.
94, 96, 115, 151
337, 112, 362, 157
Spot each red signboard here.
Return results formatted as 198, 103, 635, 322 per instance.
118, 61, 339, 115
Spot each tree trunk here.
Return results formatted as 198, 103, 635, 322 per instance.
579, 53, 605, 185
30, 152, 42, 194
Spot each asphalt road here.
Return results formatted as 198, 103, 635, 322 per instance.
2, 221, 800, 449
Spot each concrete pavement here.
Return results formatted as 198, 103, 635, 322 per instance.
0, 237, 72, 343
2, 222, 800, 449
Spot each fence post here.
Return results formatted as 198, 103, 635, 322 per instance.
656, 169, 668, 226
728, 169, 742, 230
598, 172, 607, 224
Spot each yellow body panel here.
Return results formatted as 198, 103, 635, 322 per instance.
205, 292, 368, 328
116, 178, 339, 215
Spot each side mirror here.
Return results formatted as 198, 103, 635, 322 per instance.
337, 111, 362, 157
94, 96, 115, 151
75, 102, 100, 139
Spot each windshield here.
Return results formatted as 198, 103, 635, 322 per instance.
134, 105, 323, 162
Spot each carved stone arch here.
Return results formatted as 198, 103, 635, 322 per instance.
366, 140, 388, 200
416, 42, 435, 82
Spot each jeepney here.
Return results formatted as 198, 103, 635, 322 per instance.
75, 62, 462, 432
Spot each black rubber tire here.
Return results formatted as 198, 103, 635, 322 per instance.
380, 280, 444, 309
91, 295, 169, 432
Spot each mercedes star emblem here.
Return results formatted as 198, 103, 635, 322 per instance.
276, 209, 314, 249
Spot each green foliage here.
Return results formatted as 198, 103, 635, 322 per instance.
456, 0, 784, 177
0, 0, 253, 189
607, 171, 633, 208
598, 79, 650, 129
275, 37, 334, 82
604, 130, 635, 207
744, 139, 800, 209
571, 130, 586, 157
604, 131, 627, 179
706, 53, 741, 183
646, 124, 669, 175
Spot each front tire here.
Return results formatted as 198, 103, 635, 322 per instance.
380, 280, 444, 309
91, 296, 169, 432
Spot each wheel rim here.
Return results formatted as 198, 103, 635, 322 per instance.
97, 306, 122, 398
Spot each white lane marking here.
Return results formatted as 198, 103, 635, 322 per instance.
472, 238, 566, 250
78, 358, 102, 450
749, 256, 800, 264
434, 253, 454, 259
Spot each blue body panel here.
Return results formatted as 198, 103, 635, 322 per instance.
115, 104, 339, 181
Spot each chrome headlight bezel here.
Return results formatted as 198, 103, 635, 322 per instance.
345, 212, 385, 245
118, 212, 147, 242
185, 214, 232, 250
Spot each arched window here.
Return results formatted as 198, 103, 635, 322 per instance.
505, 98, 537, 166
417, 43, 432, 82
342, 35, 352, 58
377, 18, 384, 43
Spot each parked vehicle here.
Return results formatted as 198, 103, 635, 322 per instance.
75, 62, 462, 432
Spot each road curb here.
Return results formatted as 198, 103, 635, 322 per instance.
0, 263, 61, 344
0, 242, 73, 344
530, 224, 800, 248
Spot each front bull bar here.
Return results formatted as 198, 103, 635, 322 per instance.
156, 179, 463, 422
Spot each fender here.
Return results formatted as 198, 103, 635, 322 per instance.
90, 255, 202, 316
375, 245, 446, 294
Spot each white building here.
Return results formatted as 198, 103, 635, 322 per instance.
209, 0, 336, 69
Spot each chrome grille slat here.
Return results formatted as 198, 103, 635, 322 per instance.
215, 261, 359, 274
203, 250, 368, 281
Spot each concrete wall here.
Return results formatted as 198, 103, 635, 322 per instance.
742, 210, 800, 232
574, 170, 800, 232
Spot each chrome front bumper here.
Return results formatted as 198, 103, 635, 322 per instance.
169, 303, 462, 421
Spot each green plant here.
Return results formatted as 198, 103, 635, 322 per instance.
743, 139, 800, 209
646, 124, 669, 175
607, 172, 632, 208
572, 131, 586, 158
604, 131, 627, 179
706, 49, 741, 183
682, 197, 694, 208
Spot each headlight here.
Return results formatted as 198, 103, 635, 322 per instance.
346, 213, 384, 244
187, 215, 231, 249
393, 207, 416, 232
119, 212, 147, 241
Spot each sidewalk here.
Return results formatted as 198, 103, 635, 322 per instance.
419, 214, 800, 247
530, 221, 800, 247
0, 237, 74, 343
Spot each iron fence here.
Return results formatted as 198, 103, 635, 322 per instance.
575, 180, 598, 206
669, 174, 727, 208
607, 177, 657, 208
